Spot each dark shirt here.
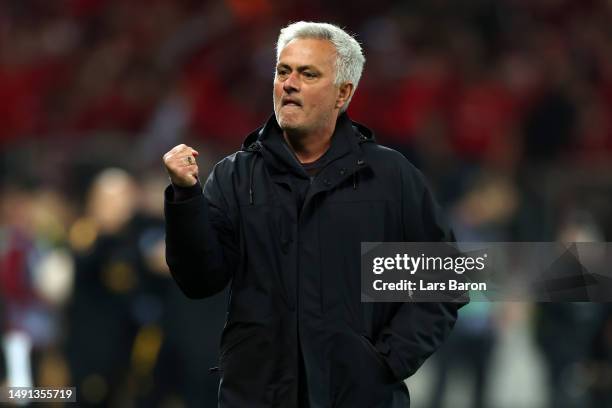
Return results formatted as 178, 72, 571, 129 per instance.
301, 153, 327, 179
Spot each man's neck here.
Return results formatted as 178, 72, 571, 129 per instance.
283, 122, 337, 164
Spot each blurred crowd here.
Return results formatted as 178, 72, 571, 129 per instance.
1, 0, 612, 406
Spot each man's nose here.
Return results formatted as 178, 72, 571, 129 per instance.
283, 72, 300, 93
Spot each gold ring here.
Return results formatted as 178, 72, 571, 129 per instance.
186, 156, 193, 165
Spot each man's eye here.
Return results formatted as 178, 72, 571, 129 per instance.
303, 72, 317, 79
277, 70, 289, 76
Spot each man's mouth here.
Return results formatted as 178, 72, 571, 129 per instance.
282, 98, 302, 107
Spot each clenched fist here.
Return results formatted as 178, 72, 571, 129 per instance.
163, 144, 200, 187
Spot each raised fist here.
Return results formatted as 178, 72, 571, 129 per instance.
163, 144, 200, 187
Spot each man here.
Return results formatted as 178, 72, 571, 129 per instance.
163, 21, 464, 407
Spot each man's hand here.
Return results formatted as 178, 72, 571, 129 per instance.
163, 144, 200, 187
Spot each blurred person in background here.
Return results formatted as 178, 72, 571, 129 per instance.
0, 182, 75, 388
426, 173, 519, 408
534, 302, 612, 408
533, 209, 608, 408
64, 168, 226, 407
64, 168, 142, 405
163, 21, 465, 407
427, 302, 496, 408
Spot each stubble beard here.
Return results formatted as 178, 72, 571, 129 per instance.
275, 104, 308, 136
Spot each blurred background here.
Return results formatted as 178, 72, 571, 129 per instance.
1, 0, 612, 407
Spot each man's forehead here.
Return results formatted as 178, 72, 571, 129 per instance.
277, 38, 336, 67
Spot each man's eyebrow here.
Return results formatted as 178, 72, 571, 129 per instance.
276, 63, 320, 71
297, 65, 319, 72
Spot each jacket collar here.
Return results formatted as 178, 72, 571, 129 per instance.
241, 112, 375, 178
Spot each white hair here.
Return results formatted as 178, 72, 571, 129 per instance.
276, 21, 365, 112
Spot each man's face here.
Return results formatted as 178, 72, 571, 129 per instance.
273, 38, 341, 134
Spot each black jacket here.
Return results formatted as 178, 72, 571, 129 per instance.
164, 113, 465, 407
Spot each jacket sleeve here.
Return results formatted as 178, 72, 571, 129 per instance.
375, 163, 468, 380
164, 161, 238, 298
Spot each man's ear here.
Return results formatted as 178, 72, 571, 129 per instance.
336, 82, 354, 109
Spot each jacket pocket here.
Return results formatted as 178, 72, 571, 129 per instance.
330, 331, 396, 407
358, 334, 395, 384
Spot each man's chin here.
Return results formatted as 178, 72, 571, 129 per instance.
278, 117, 304, 133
